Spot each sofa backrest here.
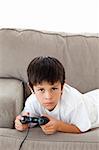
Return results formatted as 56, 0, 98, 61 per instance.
0, 29, 99, 95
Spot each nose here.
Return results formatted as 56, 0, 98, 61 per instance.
44, 91, 52, 99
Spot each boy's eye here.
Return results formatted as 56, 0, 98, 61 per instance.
38, 88, 44, 92
52, 87, 58, 90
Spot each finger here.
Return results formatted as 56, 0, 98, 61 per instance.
22, 112, 30, 116
15, 125, 24, 131
15, 123, 28, 131
16, 115, 21, 120
15, 118, 22, 126
42, 128, 54, 135
43, 121, 52, 128
41, 114, 50, 118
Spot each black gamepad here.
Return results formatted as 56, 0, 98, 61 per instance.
20, 116, 49, 125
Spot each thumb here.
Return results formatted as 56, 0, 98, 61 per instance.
41, 114, 50, 119
16, 115, 21, 120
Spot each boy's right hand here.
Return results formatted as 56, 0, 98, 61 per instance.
15, 112, 29, 131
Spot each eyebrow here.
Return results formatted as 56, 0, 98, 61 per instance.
36, 83, 60, 88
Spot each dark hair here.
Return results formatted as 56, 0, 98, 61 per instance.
27, 56, 65, 89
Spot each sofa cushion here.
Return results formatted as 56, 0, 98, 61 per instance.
0, 78, 23, 128
0, 128, 99, 150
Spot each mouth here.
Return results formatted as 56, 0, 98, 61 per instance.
44, 102, 54, 106
43, 101, 55, 108
43, 102, 56, 111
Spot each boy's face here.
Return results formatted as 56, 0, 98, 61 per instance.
33, 81, 63, 111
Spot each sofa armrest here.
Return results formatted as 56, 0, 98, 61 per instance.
0, 78, 23, 128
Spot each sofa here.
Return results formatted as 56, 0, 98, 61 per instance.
0, 28, 99, 150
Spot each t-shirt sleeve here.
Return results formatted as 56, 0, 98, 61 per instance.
69, 102, 91, 132
22, 95, 37, 117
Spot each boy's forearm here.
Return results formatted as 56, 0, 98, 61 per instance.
57, 120, 81, 133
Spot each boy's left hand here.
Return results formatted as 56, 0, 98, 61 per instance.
40, 114, 60, 134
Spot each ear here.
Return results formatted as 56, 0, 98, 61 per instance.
61, 83, 65, 95
27, 82, 34, 94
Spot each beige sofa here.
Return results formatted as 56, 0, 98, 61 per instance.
0, 28, 99, 150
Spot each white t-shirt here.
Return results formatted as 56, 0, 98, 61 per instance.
23, 84, 99, 132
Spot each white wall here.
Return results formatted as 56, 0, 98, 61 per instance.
0, 0, 98, 33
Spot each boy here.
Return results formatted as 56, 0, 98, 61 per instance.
15, 56, 99, 134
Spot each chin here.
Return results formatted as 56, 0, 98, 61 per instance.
47, 106, 56, 111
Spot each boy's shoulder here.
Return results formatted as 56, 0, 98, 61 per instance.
62, 83, 83, 107
63, 83, 81, 95
26, 93, 37, 103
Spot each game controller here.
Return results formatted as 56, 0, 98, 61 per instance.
20, 116, 49, 125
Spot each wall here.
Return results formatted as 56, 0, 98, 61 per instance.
0, 0, 98, 33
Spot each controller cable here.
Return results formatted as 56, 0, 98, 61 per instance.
18, 123, 38, 150
18, 116, 49, 149
18, 127, 30, 150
